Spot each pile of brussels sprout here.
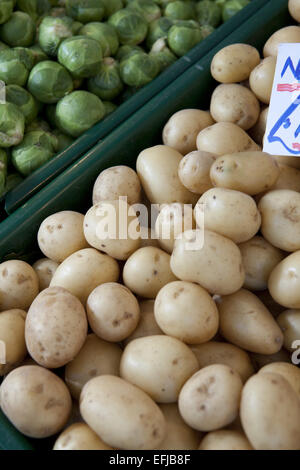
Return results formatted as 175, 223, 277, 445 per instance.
0, 0, 250, 197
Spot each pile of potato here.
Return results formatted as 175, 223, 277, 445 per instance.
1, 13, 300, 451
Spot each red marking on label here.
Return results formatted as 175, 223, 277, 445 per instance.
277, 83, 300, 92
292, 143, 300, 150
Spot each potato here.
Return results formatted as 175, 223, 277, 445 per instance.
191, 341, 254, 383
249, 57, 276, 104
136, 145, 198, 205
211, 44, 260, 83
84, 200, 141, 260
25, 287, 87, 368
162, 109, 214, 155
269, 164, 300, 192
239, 236, 284, 291
154, 281, 219, 344
157, 404, 201, 450
196, 123, 259, 156
0, 310, 27, 376
178, 151, 216, 194
248, 107, 268, 145
250, 349, 291, 371
289, 0, 300, 22
218, 289, 283, 354
86, 283, 140, 342
155, 203, 195, 253
92, 165, 141, 206
80, 375, 166, 450
0, 365, 71, 438
210, 84, 260, 130
210, 151, 280, 195
170, 229, 245, 296
178, 364, 243, 432
195, 188, 261, 244
273, 154, 300, 170
259, 362, 300, 397
263, 25, 300, 57
269, 252, 300, 309
53, 423, 113, 450
124, 300, 163, 345
277, 309, 300, 352
198, 430, 253, 450
32, 258, 59, 291
120, 335, 199, 403
123, 247, 177, 299
50, 248, 119, 304
0, 260, 39, 311
258, 190, 300, 252
37, 211, 89, 263
240, 372, 300, 449
65, 334, 122, 400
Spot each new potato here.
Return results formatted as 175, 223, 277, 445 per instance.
53, 423, 113, 450
0, 309, 27, 376
249, 57, 276, 104
263, 25, 300, 57
155, 203, 195, 253
289, 0, 300, 22
92, 165, 141, 206
198, 430, 253, 450
157, 404, 201, 450
0, 260, 39, 311
277, 309, 300, 352
259, 362, 300, 397
32, 258, 59, 291
269, 251, 300, 309
178, 150, 216, 194
249, 106, 268, 145
211, 43, 260, 83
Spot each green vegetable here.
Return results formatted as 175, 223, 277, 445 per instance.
150, 37, 176, 71
28, 60, 73, 103
26, 118, 51, 132
17, 0, 51, 22
52, 128, 74, 151
80, 22, 119, 57
0, 11, 36, 47
222, 0, 250, 22
6, 85, 40, 124
0, 149, 8, 196
48, 6, 67, 16
65, 0, 106, 23
108, 8, 148, 45
55, 90, 105, 137
38, 16, 74, 56
0, 102, 25, 147
58, 35, 103, 78
127, 0, 161, 23
0, 49, 31, 85
164, 1, 196, 21
102, 0, 123, 18
0, 41, 9, 51
0, 1, 14, 25
116, 44, 144, 62
87, 57, 123, 101
199, 24, 215, 39
168, 21, 203, 56
146, 16, 174, 49
196, 0, 221, 27
103, 101, 117, 117
29, 44, 49, 64
120, 51, 160, 87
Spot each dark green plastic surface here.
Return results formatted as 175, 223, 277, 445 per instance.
0, 0, 292, 451
5, 0, 268, 215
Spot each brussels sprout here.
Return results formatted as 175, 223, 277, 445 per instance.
38, 16, 74, 56
120, 51, 160, 87
52, 128, 73, 151
29, 44, 49, 63
0, 149, 7, 197
71, 20, 82, 33
26, 118, 51, 132
57, 35, 103, 78
3, 172, 23, 196
55, 90, 105, 137
0, 1, 14, 25
216, 0, 226, 5
222, 0, 250, 22
87, 57, 123, 101
12, 130, 58, 176
146, 16, 174, 49
0, 12, 36, 47
164, 1, 196, 21
48, 6, 67, 16
196, 0, 221, 27
150, 37, 176, 71
28, 60, 73, 104
80, 22, 119, 57
0, 49, 30, 86
14, 47, 36, 71
116, 44, 144, 62
199, 24, 214, 38
103, 101, 117, 117
6, 85, 40, 124
0, 41, 8, 51
127, 0, 161, 23
102, 0, 123, 18
65, 0, 105, 23
168, 21, 203, 56
108, 9, 148, 46
17, 0, 51, 22
0, 102, 25, 147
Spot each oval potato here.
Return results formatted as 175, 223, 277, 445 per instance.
178, 150, 216, 194
0, 309, 27, 376
198, 430, 253, 450
289, 0, 300, 22
269, 251, 300, 309
259, 362, 300, 397
92, 165, 141, 206
53, 423, 113, 450
263, 25, 300, 57
249, 57, 276, 104
32, 258, 59, 291
249, 107, 268, 145
211, 44, 260, 83
277, 309, 300, 352
0, 260, 39, 311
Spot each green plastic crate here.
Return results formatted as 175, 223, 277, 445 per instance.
0, 0, 292, 451
4, 0, 269, 215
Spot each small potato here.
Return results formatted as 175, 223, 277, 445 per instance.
250, 349, 291, 370
86, 283, 140, 342
195, 188, 261, 244
25, 287, 87, 368
32, 258, 59, 291
210, 151, 280, 195
50, 248, 119, 304
191, 341, 254, 383
211, 44, 260, 83
157, 404, 201, 450
289, 0, 300, 22
0, 310, 27, 376
154, 281, 219, 344
258, 190, 300, 252
0, 260, 39, 311
248, 107, 268, 145
162, 109, 214, 155
136, 145, 198, 205
273, 154, 300, 170
218, 289, 283, 354
0, 366, 72, 438
53, 423, 113, 450
124, 300, 163, 345
65, 334, 122, 400
239, 236, 284, 291
277, 309, 300, 352
178, 364, 243, 432
249, 57, 276, 104
196, 122, 259, 156
198, 430, 253, 450
120, 335, 199, 403
84, 200, 141, 260
263, 25, 300, 57
155, 203, 195, 253
92, 165, 141, 206
240, 372, 300, 449
259, 362, 300, 397
269, 164, 300, 192
80, 375, 167, 450
170, 229, 245, 296
210, 84, 260, 130
178, 151, 216, 194
123, 247, 177, 299
38, 211, 89, 263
